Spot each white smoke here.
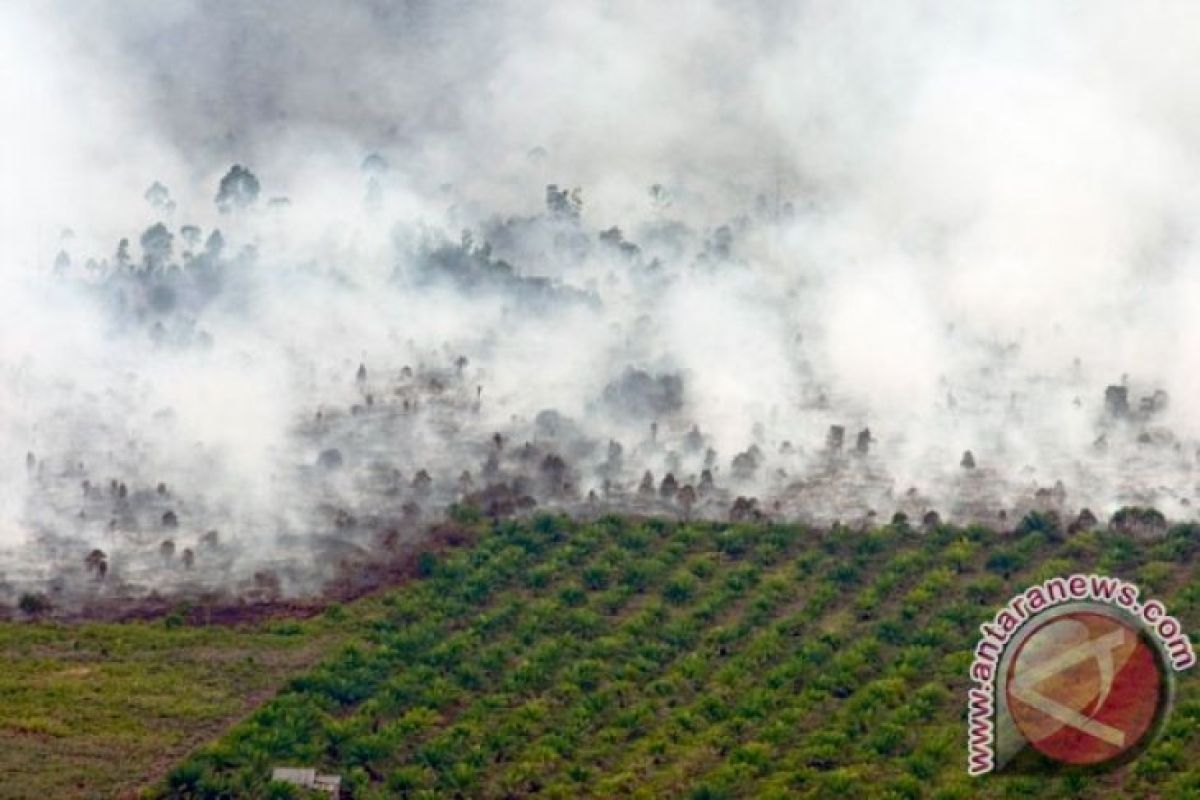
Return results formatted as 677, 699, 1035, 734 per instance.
3, 1, 1200, 610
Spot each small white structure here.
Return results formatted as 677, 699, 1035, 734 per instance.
271, 767, 342, 796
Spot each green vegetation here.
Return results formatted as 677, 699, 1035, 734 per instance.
2, 516, 1197, 798
145, 515, 1200, 799
0, 614, 351, 798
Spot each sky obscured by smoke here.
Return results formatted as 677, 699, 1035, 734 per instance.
3, 1, 1200, 607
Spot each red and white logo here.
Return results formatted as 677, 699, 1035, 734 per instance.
1005, 611, 1164, 765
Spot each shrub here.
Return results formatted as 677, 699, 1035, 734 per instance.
17, 592, 51, 615
1015, 510, 1062, 539
416, 551, 438, 578
582, 565, 610, 590
1110, 506, 1168, 539
664, 573, 697, 604
984, 549, 1023, 578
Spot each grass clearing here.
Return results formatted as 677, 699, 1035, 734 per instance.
0, 617, 348, 799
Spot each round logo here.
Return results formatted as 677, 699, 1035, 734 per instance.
1005, 610, 1166, 765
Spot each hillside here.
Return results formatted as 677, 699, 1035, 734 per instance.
151, 513, 1200, 799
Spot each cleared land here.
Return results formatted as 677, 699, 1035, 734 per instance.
0, 616, 351, 799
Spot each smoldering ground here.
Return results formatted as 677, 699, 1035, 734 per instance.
3, 1, 1200, 614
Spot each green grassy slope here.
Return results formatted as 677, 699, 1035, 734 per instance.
152, 513, 1200, 799
0, 617, 349, 799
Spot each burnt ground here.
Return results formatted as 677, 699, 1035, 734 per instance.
2, 519, 484, 625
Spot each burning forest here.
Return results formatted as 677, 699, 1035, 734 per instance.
4, 2, 1200, 619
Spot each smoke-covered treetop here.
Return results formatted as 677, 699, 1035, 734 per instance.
3, 1, 1200, 615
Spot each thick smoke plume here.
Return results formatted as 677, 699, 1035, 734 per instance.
3, 1, 1200, 613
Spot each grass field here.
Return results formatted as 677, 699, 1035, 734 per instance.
4, 513, 1200, 798
0, 615, 351, 799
